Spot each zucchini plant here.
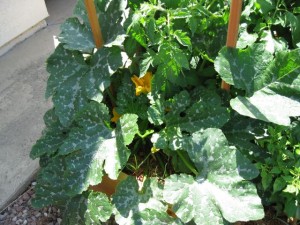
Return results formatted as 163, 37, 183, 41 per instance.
30, 0, 300, 224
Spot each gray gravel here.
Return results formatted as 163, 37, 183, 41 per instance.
0, 181, 116, 225
0, 182, 62, 225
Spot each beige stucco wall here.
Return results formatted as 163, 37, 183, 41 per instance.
0, 0, 49, 48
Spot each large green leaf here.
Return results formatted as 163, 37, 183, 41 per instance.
149, 88, 229, 132
61, 126, 115, 195
117, 114, 139, 145
46, 44, 88, 99
75, 101, 110, 128
46, 45, 123, 127
216, 45, 300, 125
163, 128, 264, 224
31, 157, 70, 208
169, 100, 229, 133
260, 31, 288, 54
236, 23, 258, 49
223, 115, 269, 161
59, 17, 95, 52
151, 126, 185, 151
83, 46, 124, 103
61, 192, 113, 225
215, 44, 273, 95
147, 94, 166, 126
30, 109, 68, 159
43, 108, 68, 132
150, 88, 229, 151
52, 75, 89, 127
45, 44, 88, 127
165, 90, 229, 133
30, 131, 65, 159
73, 0, 127, 47
112, 176, 182, 225
58, 103, 138, 195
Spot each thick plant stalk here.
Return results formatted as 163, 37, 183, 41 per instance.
84, 0, 103, 48
221, 0, 243, 91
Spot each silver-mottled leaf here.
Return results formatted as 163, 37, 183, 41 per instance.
58, 17, 94, 52
46, 44, 88, 99
61, 192, 112, 225
223, 115, 269, 161
148, 94, 166, 126
31, 157, 70, 208
216, 44, 300, 125
30, 108, 69, 159
83, 47, 123, 103
46, 45, 123, 126
215, 44, 273, 95
163, 129, 264, 224
73, 0, 127, 47
166, 90, 229, 133
53, 75, 88, 127
117, 114, 139, 146
58, 103, 137, 195
30, 132, 65, 159
113, 177, 181, 225
236, 23, 258, 49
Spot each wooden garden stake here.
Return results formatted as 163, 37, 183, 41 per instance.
84, 0, 103, 48
84, 0, 116, 106
221, 0, 243, 91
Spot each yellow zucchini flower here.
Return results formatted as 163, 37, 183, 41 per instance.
111, 108, 121, 123
131, 72, 152, 96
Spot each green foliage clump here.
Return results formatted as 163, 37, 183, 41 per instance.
31, 0, 300, 224
256, 121, 300, 219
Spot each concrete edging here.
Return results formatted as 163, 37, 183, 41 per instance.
0, 20, 47, 57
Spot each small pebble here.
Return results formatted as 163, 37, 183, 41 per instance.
34, 212, 41, 217
22, 193, 30, 201
0, 213, 7, 220
16, 206, 23, 212
57, 218, 62, 224
17, 199, 23, 205
0, 181, 64, 225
